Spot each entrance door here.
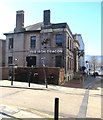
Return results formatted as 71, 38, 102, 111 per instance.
26, 56, 36, 67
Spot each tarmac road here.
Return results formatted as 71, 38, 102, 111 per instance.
83, 75, 102, 89
0, 80, 102, 119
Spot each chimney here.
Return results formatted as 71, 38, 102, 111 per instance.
43, 10, 51, 25
14, 10, 25, 32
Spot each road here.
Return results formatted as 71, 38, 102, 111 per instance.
0, 80, 102, 119
84, 75, 102, 89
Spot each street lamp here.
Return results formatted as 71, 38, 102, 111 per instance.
9, 61, 18, 86
41, 57, 48, 88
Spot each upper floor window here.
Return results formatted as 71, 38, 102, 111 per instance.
56, 34, 63, 47
9, 38, 13, 49
68, 36, 69, 49
30, 36, 36, 48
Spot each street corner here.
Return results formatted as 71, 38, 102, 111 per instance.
0, 104, 55, 119
0, 104, 20, 119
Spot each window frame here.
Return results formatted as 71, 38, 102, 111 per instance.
8, 56, 13, 64
30, 36, 36, 48
9, 38, 13, 50
55, 34, 63, 47
55, 56, 62, 68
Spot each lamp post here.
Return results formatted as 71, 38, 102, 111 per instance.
9, 64, 18, 86
41, 57, 48, 88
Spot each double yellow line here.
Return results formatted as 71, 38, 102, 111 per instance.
4, 104, 54, 118
25, 108, 54, 118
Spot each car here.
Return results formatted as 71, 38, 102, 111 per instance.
93, 71, 99, 76
90, 69, 103, 76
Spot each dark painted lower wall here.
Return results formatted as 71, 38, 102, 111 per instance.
8, 67, 65, 85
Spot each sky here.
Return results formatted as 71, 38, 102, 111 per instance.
0, 0, 101, 56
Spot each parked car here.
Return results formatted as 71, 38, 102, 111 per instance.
90, 69, 103, 76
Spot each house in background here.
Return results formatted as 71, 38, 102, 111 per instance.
73, 34, 85, 71
0, 39, 6, 67
0, 39, 6, 80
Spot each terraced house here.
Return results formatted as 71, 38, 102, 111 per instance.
4, 10, 85, 82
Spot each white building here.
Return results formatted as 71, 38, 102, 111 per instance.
74, 34, 85, 70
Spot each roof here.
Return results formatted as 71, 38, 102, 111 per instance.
4, 22, 73, 36
25, 22, 43, 31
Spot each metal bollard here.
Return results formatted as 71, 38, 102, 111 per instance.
28, 81, 30, 87
54, 98, 59, 120
11, 76, 13, 86
28, 72, 32, 87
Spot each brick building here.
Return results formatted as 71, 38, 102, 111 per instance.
4, 10, 84, 81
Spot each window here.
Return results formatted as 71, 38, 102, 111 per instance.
68, 57, 69, 70
30, 36, 36, 48
8, 56, 13, 64
69, 38, 73, 51
68, 37, 69, 49
55, 56, 62, 67
70, 40, 71, 50
56, 34, 63, 47
26, 56, 36, 67
9, 38, 13, 49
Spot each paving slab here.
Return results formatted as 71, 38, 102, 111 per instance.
86, 96, 101, 118
0, 104, 43, 119
0, 80, 102, 119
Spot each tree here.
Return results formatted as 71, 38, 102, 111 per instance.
90, 56, 98, 72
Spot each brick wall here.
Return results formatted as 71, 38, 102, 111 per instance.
14, 67, 65, 85
0, 67, 8, 80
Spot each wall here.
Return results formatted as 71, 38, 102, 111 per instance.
0, 67, 8, 80
14, 67, 65, 85
78, 35, 85, 67
0, 39, 6, 67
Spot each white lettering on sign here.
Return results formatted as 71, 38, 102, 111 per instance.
30, 49, 63, 54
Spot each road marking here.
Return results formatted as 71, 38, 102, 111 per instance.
77, 89, 89, 118
25, 108, 54, 118
0, 90, 25, 98
1, 104, 54, 118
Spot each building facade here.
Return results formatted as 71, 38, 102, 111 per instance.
0, 39, 6, 67
0, 39, 6, 80
73, 34, 85, 70
4, 10, 84, 81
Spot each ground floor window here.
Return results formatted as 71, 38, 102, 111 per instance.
26, 56, 36, 67
8, 56, 13, 65
55, 56, 62, 67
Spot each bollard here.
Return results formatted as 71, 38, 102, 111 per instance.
11, 76, 13, 85
28, 72, 32, 87
28, 81, 30, 87
54, 98, 59, 120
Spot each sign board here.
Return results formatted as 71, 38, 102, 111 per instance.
30, 49, 63, 54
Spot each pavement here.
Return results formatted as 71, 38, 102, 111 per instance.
0, 78, 103, 120
63, 75, 102, 89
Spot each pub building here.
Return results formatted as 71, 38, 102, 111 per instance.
4, 10, 82, 81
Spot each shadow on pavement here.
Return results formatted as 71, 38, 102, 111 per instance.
0, 85, 46, 91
